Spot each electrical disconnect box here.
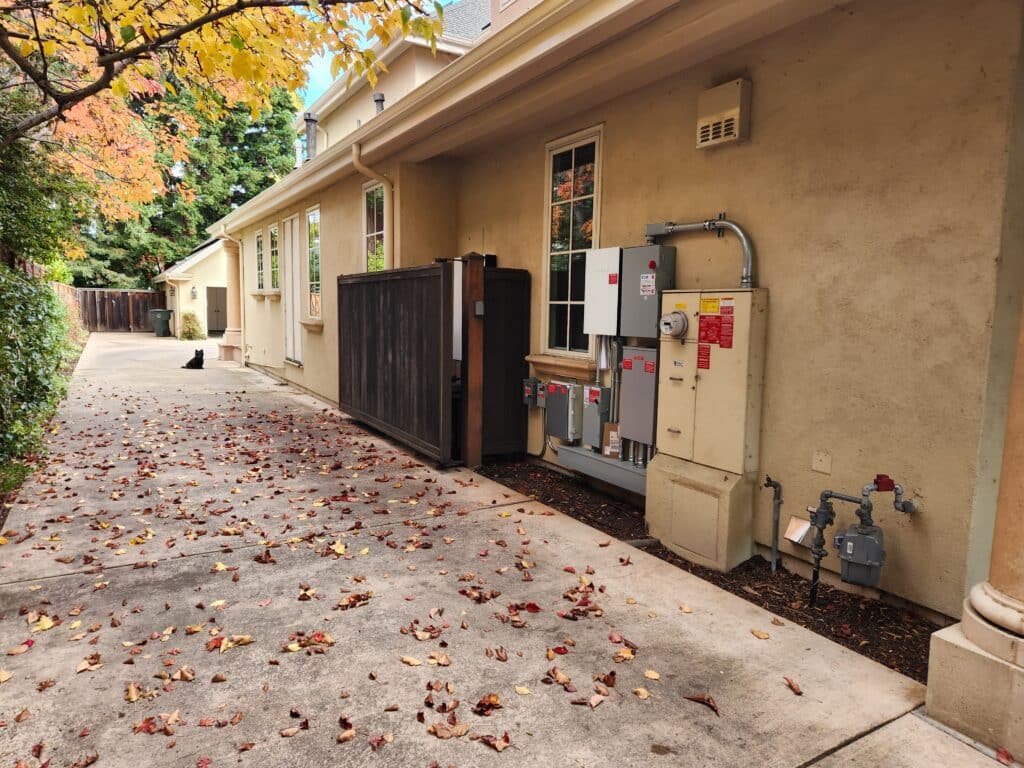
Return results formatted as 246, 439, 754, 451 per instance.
582, 385, 610, 447
582, 245, 676, 339
620, 246, 676, 338
655, 289, 767, 474
545, 381, 582, 441
619, 347, 658, 445
522, 377, 541, 407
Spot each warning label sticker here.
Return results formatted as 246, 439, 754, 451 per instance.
700, 297, 720, 314
698, 314, 721, 345
674, 302, 688, 311
720, 297, 735, 315
587, 387, 601, 403
697, 344, 711, 370
623, 359, 633, 370
608, 273, 618, 285
644, 360, 656, 374
720, 314, 735, 349
640, 273, 656, 296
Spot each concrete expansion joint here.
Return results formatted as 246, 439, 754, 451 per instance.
792, 707, 920, 768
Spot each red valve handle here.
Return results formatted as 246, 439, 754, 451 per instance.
873, 474, 895, 492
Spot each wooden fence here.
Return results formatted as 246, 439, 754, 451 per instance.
77, 288, 165, 333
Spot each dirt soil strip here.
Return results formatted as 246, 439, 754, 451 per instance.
480, 459, 937, 683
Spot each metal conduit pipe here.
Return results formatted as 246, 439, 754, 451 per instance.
352, 143, 394, 270
645, 218, 755, 288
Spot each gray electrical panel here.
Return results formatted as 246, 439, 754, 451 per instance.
582, 385, 610, 447
545, 381, 582, 441
619, 346, 658, 444
522, 377, 541, 406
619, 245, 676, 338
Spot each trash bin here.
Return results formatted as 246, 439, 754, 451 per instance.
150, 309, 173, 337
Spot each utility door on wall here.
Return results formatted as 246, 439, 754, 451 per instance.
206, 287, 227, 334
282, 216, 302, 364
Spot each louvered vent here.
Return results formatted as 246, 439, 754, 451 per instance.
695, 79, 751, 149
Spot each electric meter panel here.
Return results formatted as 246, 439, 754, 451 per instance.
619, 245, 676, 339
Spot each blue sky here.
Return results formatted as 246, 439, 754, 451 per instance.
299, 0, 457, 108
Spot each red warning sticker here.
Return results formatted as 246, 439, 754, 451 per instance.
623, 359, 633, 370
587, 388, 601, 403
644, 360, 656, 374
720, 314, 735, 349
548, 383, 556, 393
608, 273, 618, 285
697, 344, 711, 369
698, 314, 722, 345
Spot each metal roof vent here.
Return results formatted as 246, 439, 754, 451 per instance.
696, 79, 751, 149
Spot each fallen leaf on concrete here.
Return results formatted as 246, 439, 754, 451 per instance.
471, 732, 511, 752
995, 748, 1014, 766
473, 693, 502, 716
6, 639, 33, 655
644, 669, 660, 680
0, 668, 11, 684
429, 721, 470, 739
125, 682, 141, 702
613, 647, 634, 662
15, 708, 30, 722
76, 653, 102, 673
337, 729, 356, 744
401, 656, 422, 666
751, 629, 770, 640
783, 676, 802, 696
598, 540, 611, 547
685, 693, 719, 716
772, 618, 785, 626
589, 693, 605, 708
678, 603, 693, 613
515, 685, 530, 695
634, 687, 651, 700
31, 615, 56, 633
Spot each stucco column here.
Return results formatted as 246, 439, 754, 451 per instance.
219, 241, 242, 363
926, 304, 1024, 754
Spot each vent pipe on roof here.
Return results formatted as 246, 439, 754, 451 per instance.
304, 112, 319, 161
373, 92, 385, 114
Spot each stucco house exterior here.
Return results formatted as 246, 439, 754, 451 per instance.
209, 0, 1024, 752
152, 239, 229, 338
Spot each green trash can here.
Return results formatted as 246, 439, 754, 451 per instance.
150, 309, 173, 337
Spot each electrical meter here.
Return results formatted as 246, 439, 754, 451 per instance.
659, 311, 688, 339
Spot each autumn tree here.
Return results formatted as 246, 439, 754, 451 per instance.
0, 0, 442, 148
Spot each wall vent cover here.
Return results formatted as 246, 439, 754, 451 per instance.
696, 79, 751, 149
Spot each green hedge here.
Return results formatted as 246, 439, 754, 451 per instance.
0, 264, 72, 465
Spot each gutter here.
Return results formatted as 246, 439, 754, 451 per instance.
352, 143, 394, 270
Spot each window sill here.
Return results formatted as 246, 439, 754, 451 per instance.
265, 290, 282, 301
526, 353, 596, 381
301, 319, 324, 332
250, 291, 267, 302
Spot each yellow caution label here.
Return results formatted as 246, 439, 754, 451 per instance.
674, 302, 688, 310
700, 298, 720, 314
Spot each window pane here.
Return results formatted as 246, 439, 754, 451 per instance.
570, 251, 586, 301
269, 227, 280, 289
367, 235, 384, 272
569, 304, 588, 352
550, 202, 570, 252
573, 143, 595, 197
551, 149, 573, 203
548, 304, 568, 350
374, 187, 384, 231
571, 197, 594, 250
549, 253, 569, 301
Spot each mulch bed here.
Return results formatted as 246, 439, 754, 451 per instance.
480, 458, 937, 683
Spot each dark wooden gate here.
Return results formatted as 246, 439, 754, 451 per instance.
337, 263, 455, 464
77, 289, 165, 332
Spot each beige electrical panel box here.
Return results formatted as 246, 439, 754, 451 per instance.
647, 288, 767, 571
656, 289, 767, 474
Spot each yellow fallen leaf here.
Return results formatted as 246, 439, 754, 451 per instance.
644, 670, 660, 681
625, 597, 637, 605
613, 648, 635, 662
210, 600, 226, 608
330, 542, 347, 555
125, 682, 141, 702
515, 685, 531, 695
31, 616, 55, 633
213, 562, 228, 572
678, 603, 693, 613
751, 629, 770, 640
68, 620, 81, 630
359, 547, 370, 555
498, 511, 512, 518
0, 537, 8, 546
634, 687, 651, 700
401, 656, 422, 666
0, 668, 11, 684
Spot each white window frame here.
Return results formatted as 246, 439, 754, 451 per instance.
255, 229, 265, 291
268, 223, 280, 290
363, 180, 385, 273
305, 206, 321, 320
542, 125, 603, 358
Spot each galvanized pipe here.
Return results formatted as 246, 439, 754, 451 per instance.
645, 218, 755, 288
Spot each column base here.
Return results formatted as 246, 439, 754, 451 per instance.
219, 328, 242, 363
926, 600, 1024, 756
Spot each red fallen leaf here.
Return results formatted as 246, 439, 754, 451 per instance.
685, 693, 720, 716
552, 646, 569, 655
78, 728, 90, 738
996, 748, 1014, 766
472, 693, 502, 716
68, 755, 98, 768
523, 602, 542, 613
478, 549, 489, 557
196, 758, 212, 768
563, 566, 576, 574
608, 630, 622, 644
134, 716, 159, 734
471, 731, 511, 752
783, 676, 803, 696
619, 556, 632, 566
31, 742, 44, 759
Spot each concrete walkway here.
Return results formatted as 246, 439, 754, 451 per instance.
0, 334, 999, 767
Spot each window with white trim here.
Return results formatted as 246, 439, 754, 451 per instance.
364, 183, 385, 272
255, 230, 265, 290
546, 133, 598, 353
306, 208, 321, 318
269, 224, 280, 289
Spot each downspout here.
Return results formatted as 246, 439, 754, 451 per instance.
352, 142, 394, 270
219, 226, 246, 360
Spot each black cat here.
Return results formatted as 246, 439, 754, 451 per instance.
182, 349, 204, 369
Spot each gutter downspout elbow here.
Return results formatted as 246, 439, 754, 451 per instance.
352, 143, 394, 270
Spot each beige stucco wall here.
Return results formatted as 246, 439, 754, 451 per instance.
162, 246, 228, 338
317, 48, 459, 154
448, 0, 1023, 618
230, 0, 1024, 618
